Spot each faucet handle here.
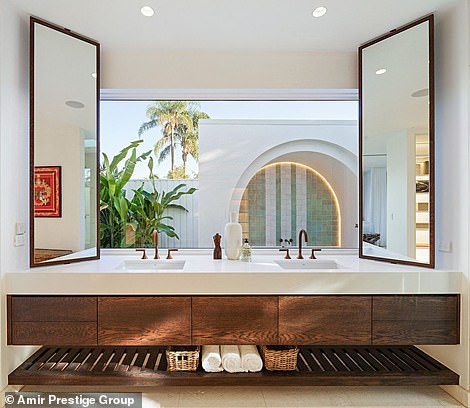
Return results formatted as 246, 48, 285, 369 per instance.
309, 248, 322, 260
136, 249, 147, 259
279, 248, 291, 260
166, 248, 178, 260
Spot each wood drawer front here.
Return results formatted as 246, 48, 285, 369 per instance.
372, 296, 460, 345
279, 296, 372, 345
192, 296, 278, 344
98, 297, 191, 345
12, 322, 97, 345
11, 296, 97, 322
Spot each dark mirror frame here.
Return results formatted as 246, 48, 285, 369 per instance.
30, 17, 100, 267
358, 15, 435, 268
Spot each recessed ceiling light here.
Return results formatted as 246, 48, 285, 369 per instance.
140, 6, 155, 17
375, 68, 387, 75
65, 100, 85, 109
312, 6, 327, 18
91, 72, 97, 79
411, 88, 429, 98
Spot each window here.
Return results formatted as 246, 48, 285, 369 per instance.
100, 99, 358, 249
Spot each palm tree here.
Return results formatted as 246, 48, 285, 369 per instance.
138, 101, 194, 172
177, 110, 210, 176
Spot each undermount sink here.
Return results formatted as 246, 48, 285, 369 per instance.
117, 259, 186, 272
274, 259, 339, 270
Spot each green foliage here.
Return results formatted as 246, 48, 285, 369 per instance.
167, 166, 189, 179
100, 141, 197, 248
100, 140, 151, 248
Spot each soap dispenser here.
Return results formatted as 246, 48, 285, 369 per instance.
224, 212, 242, 260
241, 239, 252, 262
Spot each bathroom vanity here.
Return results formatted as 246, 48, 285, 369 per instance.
5, 254, 461, 386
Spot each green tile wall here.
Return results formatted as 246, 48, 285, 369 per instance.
239, 163, 339, 247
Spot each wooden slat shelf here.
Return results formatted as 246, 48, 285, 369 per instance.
9, 346, 458, 386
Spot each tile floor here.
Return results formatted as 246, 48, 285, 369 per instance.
22, 385, 464, 407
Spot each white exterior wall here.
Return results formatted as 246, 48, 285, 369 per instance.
198, 120, 358, 248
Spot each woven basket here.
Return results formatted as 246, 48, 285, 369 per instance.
166, 346, 200, 371
261, 345, 298, 371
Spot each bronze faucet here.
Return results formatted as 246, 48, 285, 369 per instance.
297, 229, 308, 259
151, 230, 159, 259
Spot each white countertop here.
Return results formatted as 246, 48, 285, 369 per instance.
5, 250, 461, 295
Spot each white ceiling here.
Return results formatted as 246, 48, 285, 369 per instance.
12, 0, 457, 51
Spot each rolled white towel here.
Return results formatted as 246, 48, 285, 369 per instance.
239, 345, 263, 372
221, 345, 245, 373
201, 345, 223, 372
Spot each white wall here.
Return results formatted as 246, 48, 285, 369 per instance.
420, 0, 470, 395
35, 122, 84, 252
386, 131, 416, 257
0, 0, 35, 391
102, 49, 357, 90
198, 120, 358, 248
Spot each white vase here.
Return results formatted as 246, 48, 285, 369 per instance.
224, 212, 242, 260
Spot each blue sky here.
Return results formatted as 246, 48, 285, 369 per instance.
100, 101, 358, 179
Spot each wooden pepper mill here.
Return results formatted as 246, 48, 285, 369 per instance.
213, 233, 222, 259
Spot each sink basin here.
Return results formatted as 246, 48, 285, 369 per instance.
117, 259, 186, 272
274, 259, 339, 270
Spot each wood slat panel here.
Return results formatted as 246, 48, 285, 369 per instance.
8, 346, 459, 387
98, 297, 191, 345
279, 296, 372, 344
12, 322, 97, 345
192, 296, 278, 344
12, 296, 97, 322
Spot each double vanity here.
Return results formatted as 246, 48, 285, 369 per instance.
6, 252, 461, 387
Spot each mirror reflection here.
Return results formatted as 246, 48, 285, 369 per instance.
361, 18, 433, 265
32, 20, 99, 265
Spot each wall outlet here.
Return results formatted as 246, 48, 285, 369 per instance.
14, 234, 25, 247
438, 241, 452, 252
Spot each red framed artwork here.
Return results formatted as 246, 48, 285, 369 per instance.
34, 166, 61, 217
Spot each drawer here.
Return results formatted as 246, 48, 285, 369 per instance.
372, 295, 459, 345
11, 296, 97, 322
279, 296, 372, 345
192, 296, 278, 344
12, 322, 97, 345
98, 297, 191, 345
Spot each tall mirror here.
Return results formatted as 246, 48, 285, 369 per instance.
30, 17, 100, 266
359, 15, 434, 267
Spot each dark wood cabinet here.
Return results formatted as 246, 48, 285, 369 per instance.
9, 296, 97, 345
279, 296, 372, 344
372, 295, 459, 345
7, 294, 460, 347
11, 296, 96, 322
98, 297, 191, 345
12, 322, 97, 345
192, 296, 278, 344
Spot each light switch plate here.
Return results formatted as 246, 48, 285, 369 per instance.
15, 222, 26, 235
438, 241, 452, 252
14, 234, 25, 247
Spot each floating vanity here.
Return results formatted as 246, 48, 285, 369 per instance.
5, 253, 461, 387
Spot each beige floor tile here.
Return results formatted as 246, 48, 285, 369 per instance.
141, 390, 180, 408
179, 386, 266, 408
261, 386, 352, 407
342, 386, 463, 407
